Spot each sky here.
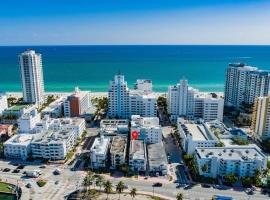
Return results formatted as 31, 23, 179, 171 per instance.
1, 0, 270, 45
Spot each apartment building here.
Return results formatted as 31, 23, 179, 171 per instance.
224, 63, 270, 107
177, 118, 219, 154
100, 119, 129, 137
64, 87, 90, 117
41, 97, 65, 118
90, 136, 110, 169
0, 93, 8, 115
252, 96, 270, 141
131, 115, 162, 144
19, 50, 44, 105
18, 109, 41, 133
195, 146, 267, 179
110, 136, 127, 169
129, 140, 147, 172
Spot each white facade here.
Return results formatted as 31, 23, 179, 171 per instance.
108, 75, 157, 119
148, 142, 168, 175
168, 79, 223, 122
225, 63, 270, 107
130, 91, 157, 117
90, 136, 110, 169
100, 119, 129, 136
4, 134, 33, 160
42, 97, 65, 118
31, 130, 76, 160
0, 93, 8, 115
19, 50, 44, 105
252, 96, 270, 141
195, 146, 267, 179
131, 115, 162, 144
177, 118, 219, 154
129, 140, 147, 172
108, 74, 131, 119
18, 109, 41, 133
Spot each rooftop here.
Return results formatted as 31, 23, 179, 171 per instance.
32, 130, 74, 144
4, 134, 33, 146
196, 146, 266, 161
7, 104, 29, 111
90, 136, 110, 155
148, 142, 167, 167
129, 140, 146, 160
131, 115, 160, 129
110, 136, 127, 154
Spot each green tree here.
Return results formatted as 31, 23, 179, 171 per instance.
242, 176, 252, 188
223, 174, 238, 186
95, 175, 105, 191
103, 180, 113, 200
129, 188, 137, 200
254, 169, 261, 186
116, 181, 125, 200
176, 192, 184, 200
201, 164, 208, 172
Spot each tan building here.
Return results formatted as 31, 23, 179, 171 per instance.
252, 96, 270, 141
110, 136, 127, 169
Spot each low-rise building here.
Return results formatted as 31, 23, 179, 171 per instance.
0, 93, 8, 115
18, 109, 41, 133
100, 119, 129, 137
2, 104, 36, 119
147, 142, 168, 175
41, 97, 65, 118
90, 136, 110, 169
31, 129, 76, 160
131, 115, 162, 144
110, 136, 127, 169
4, 134, 33, 160
129, 140, 147, 172
177, 118, 218, 154
195, 146, 267, 179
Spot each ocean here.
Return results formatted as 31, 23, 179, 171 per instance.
1, 45, 270, 92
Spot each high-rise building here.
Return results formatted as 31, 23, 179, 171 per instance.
224, 63, 270, 107
19, 50, 45, 105
108, 74, 130, 119
64, 87, 90, 117
108, 75, 157, 119
167, 79, 223, 122
252, 96, 270, 141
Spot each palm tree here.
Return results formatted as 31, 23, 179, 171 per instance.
116, 181, 125, 200
95, 176, 105, 191
176, 192, 184, 200
129, 188, 137, 200
103, 180, 113, 200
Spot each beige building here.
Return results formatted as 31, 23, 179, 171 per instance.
110, 136, 127, 169
252, 96, 270, 141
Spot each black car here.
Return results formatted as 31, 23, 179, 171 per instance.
201, 184, 211, 188
3, 168, 11, 172
184, 185, 192, 190
12, 169, 20, 173
152, 182, 162, 187
17, 165, 25, 169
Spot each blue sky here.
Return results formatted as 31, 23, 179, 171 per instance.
1, 0, 270, 45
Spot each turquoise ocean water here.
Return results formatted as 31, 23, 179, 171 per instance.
1, 45, 270, 92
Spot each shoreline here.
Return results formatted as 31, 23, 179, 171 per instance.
6, 91, 224, 98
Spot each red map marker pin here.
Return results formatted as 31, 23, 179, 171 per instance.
131, 131, 139, 140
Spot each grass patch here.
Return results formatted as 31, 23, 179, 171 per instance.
151, 196, 168, 200
0, 182, 13, 193
37, 180, 47, 187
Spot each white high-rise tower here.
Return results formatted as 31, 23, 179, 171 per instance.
19, 50, 44, 105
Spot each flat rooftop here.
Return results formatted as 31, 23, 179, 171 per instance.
32, 130, 74, 144
91, 136, 110, 155
129, 140, 146, 160
110, 136, 127, 154
196, 146, 266, 161
7, 104, 29, 111
5, 134, 33, 146
131, 115, 160, 128
148, 142, 167, 167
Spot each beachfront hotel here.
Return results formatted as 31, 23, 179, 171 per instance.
108, 74, 157, 119
19, 50, 45, 105
224, 63, 270, 108
167, 79, 224, 122
251, 96, 270, 141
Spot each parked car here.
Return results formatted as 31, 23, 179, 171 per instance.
152, 182, 162, 187
12, 169, 20, 173
26, 183, 32, 188
3, 168, 11, 172
39, 165, 46, 169
201, 184, 211, 188
53, 168, 61, 175
17, 165, 25, 169
55, 180, 59, 185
